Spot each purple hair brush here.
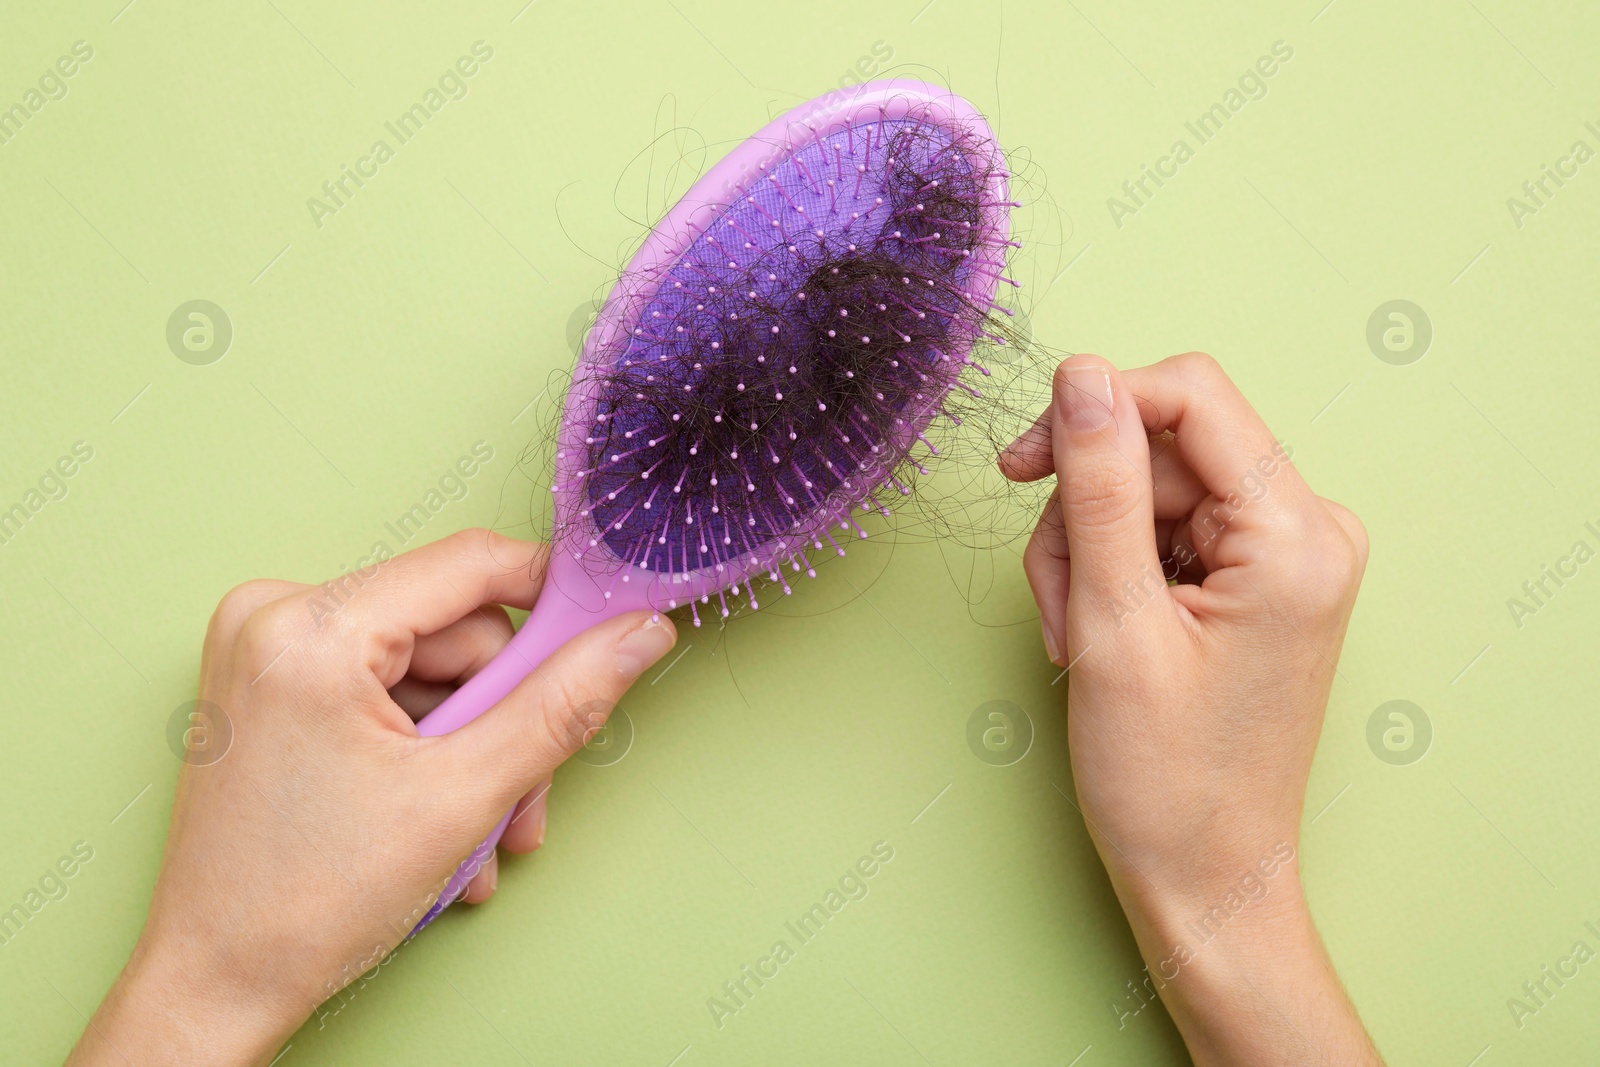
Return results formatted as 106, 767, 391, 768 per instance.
411, 78, 1016, 930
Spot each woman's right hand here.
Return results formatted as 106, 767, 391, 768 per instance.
66, 529, 678, 1067
1000, 351, 1382, 1066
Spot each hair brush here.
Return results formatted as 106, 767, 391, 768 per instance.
411, 78, 1016, 930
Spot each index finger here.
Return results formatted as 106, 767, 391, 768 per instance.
311, 528, 548, 643
1119, 352, 1317, 528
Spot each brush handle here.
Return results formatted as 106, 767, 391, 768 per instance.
408, 584, 623, 933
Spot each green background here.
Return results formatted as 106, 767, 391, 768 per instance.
2, 0, 1597, 1063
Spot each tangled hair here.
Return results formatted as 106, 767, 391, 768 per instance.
519, 80, 1066, 625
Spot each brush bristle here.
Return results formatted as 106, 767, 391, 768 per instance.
571, 98, 1014, 598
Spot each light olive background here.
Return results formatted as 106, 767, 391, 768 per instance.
2, 0, 1597, 1063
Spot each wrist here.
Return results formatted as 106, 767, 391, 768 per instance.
68, 929, 308, 1067
1105, 848, 1381, 1066
1117, 836, 1306, 945
1138, 890, 1328, 1066
1129, 864, 1315, 999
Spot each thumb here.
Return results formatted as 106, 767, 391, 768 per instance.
1051, 354, 1162, 626
439, 610, 677, 815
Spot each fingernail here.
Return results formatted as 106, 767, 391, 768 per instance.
1041, 616, 1062, 664
616, 614, 676, 678
486, 855, 497, 894
1057, 364, 1114, 431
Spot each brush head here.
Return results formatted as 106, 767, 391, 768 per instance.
550, 79, 1014, 620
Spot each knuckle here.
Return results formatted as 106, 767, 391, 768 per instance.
1024, 503, 1069, 565
1189, 497, 1234, 545
1330, 529, 1365, 586
1021, 533, 1055, 574
1326, 501, 1370, 569
360, 623, 411, 676
478, 604, 515, 641
539, 682, 612, 760
210, 579, 283, 638
1168, 350, 1222, 382
1063, 462, 1142, 527
1348, 523, 1370, 571
1166, 351, 1237, 398
234, 597, 307, 674
441, 526, 491, 559
1286, 530, 1363, 615
1021, 544, 1060, 601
